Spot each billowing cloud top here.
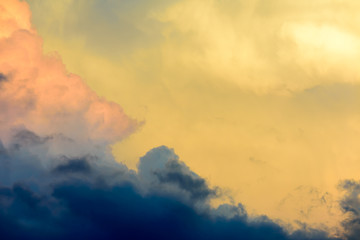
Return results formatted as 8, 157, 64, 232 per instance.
0, 0, 137, 146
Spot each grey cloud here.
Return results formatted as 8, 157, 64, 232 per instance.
212, 203, 247, 219
154, 160, 218, 201
0, 129, 339, 239
339, 180, 360, 240
137, 146, 218, 207
52, 157, 92, 175
12, 129, 48, 146
0, 129, 129, 188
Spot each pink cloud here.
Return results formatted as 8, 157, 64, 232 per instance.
0, 0, 137, 145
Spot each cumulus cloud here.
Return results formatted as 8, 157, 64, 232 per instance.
0, 0, 351, 239
0, 0, 137, 146
137, 146, 219, 207
0, 134, 337, 240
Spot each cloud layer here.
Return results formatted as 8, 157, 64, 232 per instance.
0, 131, 336, 240
1, 0, 359, 239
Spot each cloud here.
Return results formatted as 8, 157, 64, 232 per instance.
32, 0, 360, 93
24, 0, 360, 229
0, 0, 352, 239
152, 0, 360, 93
52, 157, 92, 175
339, 180, 360, 240
0, 0, 137, 189
0, 0, 138, 146
137, 146, 218, 206
0, 130, 338, 240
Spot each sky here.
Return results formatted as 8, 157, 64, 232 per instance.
1, 0, 360, 239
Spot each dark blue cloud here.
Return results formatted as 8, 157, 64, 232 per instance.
0, 131, 339, 240
52, 158, 92, 175
0, 181, 337, 240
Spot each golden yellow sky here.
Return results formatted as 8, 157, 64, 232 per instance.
26, 0, 360, 231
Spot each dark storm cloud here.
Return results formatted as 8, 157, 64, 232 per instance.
52, 157, 92, 175
0, 131, 339, 240
0, 181, 337, 240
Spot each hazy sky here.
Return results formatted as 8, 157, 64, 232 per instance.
24, 0, 360, 231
